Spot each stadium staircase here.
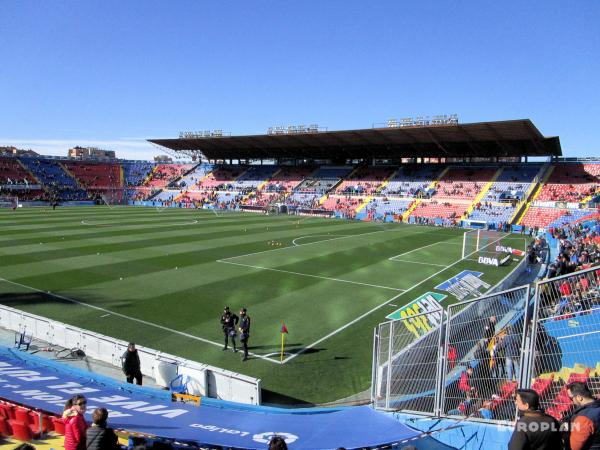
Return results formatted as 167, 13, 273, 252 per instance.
238, 169, 282, 205
143, 165, 159, 186
119, 164, 125, 186
461, 167, 503, 220
579, 187, 600, 206
515, 164, 555, 225
509, 163, 550, 224
15, 159, 41, 186
401, 166, 450, 221
354, 168, 399, 213
58, 162, 84, 189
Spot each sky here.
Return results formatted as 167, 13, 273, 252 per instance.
0, 1, 598, 160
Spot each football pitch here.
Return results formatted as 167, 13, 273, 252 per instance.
0, 206, 527, 404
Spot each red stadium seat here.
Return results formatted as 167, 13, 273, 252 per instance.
0, 417, 12, 437
14, 407, 32, 425
8, 419, 39, 440
0, 404, 14, 420
29, 411, 53, 433
531, 376, 553, 397
51, 416, 66, 435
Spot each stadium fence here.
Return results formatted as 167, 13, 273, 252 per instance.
373, 271, 599, 423
528, 266, 600, 415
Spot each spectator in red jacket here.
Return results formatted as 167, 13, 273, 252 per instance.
447, 345, 457, 370
64, 394, 88, 450
459, 366, 475, 393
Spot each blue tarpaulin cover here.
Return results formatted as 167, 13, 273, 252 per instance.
0, 347, 420, 449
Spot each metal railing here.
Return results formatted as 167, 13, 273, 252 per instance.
441, 286, 530, 422
372, 308, 443, 414
529, 266, 600, 418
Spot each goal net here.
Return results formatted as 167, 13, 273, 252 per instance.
461, 229, 508, 259
0, 195, 20, 209
99, 188, 129, 208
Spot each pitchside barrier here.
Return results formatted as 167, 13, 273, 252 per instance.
372, 308, 444, 413
0, 304, 261, 405
441, 286, 530, 422
529, 266, 600, 415
374, 266, 600, 423
373, 284, 538, 423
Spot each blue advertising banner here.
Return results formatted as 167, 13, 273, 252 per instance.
0, 348, 419, 449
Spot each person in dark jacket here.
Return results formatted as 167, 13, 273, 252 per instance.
564, 382, 600, 450
238, 308, 251, 361
122, 342, 142, 385
86, 407, 120, 450
220, 306, 239, 352
509, 389, 562, 450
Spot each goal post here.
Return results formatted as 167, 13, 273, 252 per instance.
0, 195, 20, 209
462, 229, 509, 259
99, 188, 129, 208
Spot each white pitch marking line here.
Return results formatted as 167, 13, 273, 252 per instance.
282, 289, 408, 364
388, 240, 462, 262
291, 234, 352, 247
0, 277, 280, 364
220, 226, 462, 263
390, 259, 449, 267
81, 219, 199, 226
217, 260, 404, 292
281, 231, 509, 364
100, 314, 111, 318
219, 228, 401, 262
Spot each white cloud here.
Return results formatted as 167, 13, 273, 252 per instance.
0, 138, 185, 161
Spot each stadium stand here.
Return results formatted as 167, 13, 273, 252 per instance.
364, 197, 413, 219
536, 163, 600, 202
380, 165, 442, 197
432, 167, 498, 201
195, 165, 246, 190
122, 161, 155, 186
482, 165, 541, 203
0, 157, 37, 185
293, 166, 352, 194
409, 200, 468, 222
334, 166, 396, 195
18, 156, 88, 200
145, 163, 194, 189
262, 166, 315, 193
171, 163, 213, 189
229, 165, 279, 190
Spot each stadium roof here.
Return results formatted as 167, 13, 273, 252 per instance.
149, 119, 562, 160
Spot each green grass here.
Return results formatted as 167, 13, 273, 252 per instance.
0, 206, 526, 404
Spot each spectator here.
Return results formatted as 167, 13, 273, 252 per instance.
268, 436, 288, 450
565, 382, 600, 450
459, 366, 475, 393
64, 394, 88, 450
508, 389, 561, 450
86, 407, 120, 450
122, 342, 143, 385
484, 316, 497, 343
503, 327, 522, 382
13, 445, 36, 450
447, 345, 457, 370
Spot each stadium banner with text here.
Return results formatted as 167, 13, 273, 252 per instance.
386, 292, 446, 338
0, 348, 419, 449
434, 270, 491, 300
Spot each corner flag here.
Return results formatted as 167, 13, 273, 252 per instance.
280, 322, 289, 362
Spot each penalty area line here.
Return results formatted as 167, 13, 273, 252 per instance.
217, 260, 405, 292
281, 233, 502, 365
0, 277, 280, 364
